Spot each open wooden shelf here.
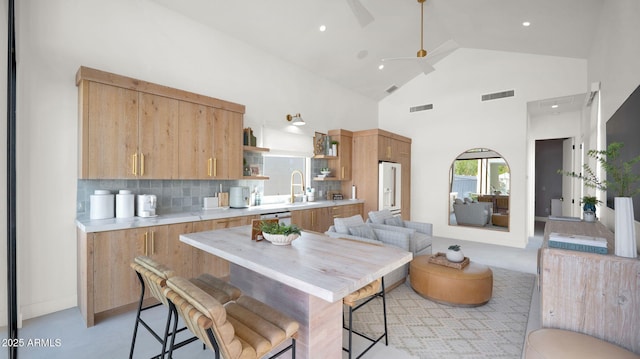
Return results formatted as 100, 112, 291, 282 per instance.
244, 146, 270, 152
243, 175, 270, 180
312, 155, 337, 159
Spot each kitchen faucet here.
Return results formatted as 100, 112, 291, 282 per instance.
290, 170, 305, 203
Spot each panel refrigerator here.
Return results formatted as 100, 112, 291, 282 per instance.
378, 161, 402, 216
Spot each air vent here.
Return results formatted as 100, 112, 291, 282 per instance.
409, 104, 433, 112
481, 90, 515, 101
385, 85, 399, 94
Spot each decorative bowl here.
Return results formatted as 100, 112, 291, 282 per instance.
262, 233, 300, 245
320, 170, 331, 176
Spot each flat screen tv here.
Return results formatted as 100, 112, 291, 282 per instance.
605, 83, 640, 221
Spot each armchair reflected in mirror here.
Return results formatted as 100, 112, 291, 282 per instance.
449, 148, 510, 231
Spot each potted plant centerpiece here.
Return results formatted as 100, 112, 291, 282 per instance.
581, 195, 601, 222
559, 142, 640, 257
446, 244, 464, 262
260, 221, 302, 246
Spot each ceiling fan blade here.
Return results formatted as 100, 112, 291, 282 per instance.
424, 39, 459, 65
417, 59, 435, 75
345, 0, 374, 27
381, 56, 418, 62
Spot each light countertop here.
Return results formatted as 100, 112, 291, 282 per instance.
180, 225, 412, 302
76, 199, 364, 233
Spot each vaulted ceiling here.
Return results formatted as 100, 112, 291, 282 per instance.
150, 0, 604, 101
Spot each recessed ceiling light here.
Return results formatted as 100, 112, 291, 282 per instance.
551, 104, 559, 109
319, 25, 327, 32
522, 21, 531, 27
378, 64, 384, 70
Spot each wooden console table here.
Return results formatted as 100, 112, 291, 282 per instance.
540, 220, 640, 354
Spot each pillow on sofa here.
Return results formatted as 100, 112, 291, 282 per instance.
334, 214, 365, 234
454, 198, 464, 205
464, 197, 472, 204
348, 224, 378, 240
368, 209, 394, 224
384, 216, 404, 227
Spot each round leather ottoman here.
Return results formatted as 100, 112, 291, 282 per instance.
525, 328, 639, 359
409, 255, 493, 307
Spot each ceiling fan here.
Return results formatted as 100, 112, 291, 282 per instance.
382, 0, 458, 74
346, 0, 374, 27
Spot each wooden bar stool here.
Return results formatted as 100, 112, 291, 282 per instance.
343, 277, 388, 359
129, 256, 241, 359
164, 276, 299, 359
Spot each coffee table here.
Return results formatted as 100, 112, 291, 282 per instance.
410, 255, 493, 307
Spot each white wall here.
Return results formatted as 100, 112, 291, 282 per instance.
379, 48, 587, 248
6, 0, 377, 324
586, 0, 640, 251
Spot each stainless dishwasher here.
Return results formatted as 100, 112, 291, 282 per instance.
260, 211, 292, 225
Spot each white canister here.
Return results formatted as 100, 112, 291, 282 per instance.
90, 190, 115, 219
116, 190, 135, 218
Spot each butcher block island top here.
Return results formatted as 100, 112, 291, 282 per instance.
180, 225, 413, 302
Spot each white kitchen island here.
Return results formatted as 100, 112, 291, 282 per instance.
180, 226, 413, 359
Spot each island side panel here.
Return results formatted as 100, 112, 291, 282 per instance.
230, 263, 342, 359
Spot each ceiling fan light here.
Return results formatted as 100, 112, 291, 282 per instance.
417, 49, 427, 58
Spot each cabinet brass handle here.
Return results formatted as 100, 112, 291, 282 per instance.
208, 158, 213, 177
144, 232, 148, 256
140, 153, 145, 176
387, 146, 391, 159
132, 153, 137, 176
151, 231, 155, 255
213, 158, 217, 177
311, 212, 315, 225
341, 166, 345, 179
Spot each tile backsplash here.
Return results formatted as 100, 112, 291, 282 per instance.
77, 178, 341, 216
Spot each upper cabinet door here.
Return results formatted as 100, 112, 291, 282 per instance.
81, 82, 139, 179
178, 101, 212, 179
138, 93, 179, 179
211, 108, 243, 179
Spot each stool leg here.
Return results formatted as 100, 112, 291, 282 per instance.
159, 306, 173, 359
348, 306, 354, 359
129, 272, 146, 359
381, 277, 388, 346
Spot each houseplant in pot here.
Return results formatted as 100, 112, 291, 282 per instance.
581, 195, 601, 222
559, 142, 640, 257
446, 244, 464, 262
260, 221, 302, 246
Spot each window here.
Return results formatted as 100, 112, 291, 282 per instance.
262, 155, 308, 196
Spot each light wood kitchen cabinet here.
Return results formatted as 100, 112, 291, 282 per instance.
292, 203, 363, 233
177, 104, 244, 179
78, 82, 139, 179
91, 228, 145, 314
138, 93, 179, 178
327, 129, 353, 181
352, 129, 412, 219
292, 207, 331, 233
192, 216, 258, 276
177, 101, 210, 179
212, 108, 243, 179
76, 66, 245, 180
78, 218, 246, 327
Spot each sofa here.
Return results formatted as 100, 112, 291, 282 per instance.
325, 213, 433, 289
453, 201, 492, 226
366, 210, 433, 256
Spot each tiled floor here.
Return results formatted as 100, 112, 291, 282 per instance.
1, 223, 544, 359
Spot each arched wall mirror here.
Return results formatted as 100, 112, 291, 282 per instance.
449, 148, 510, 231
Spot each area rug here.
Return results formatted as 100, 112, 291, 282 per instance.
349, 267, 535, 359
